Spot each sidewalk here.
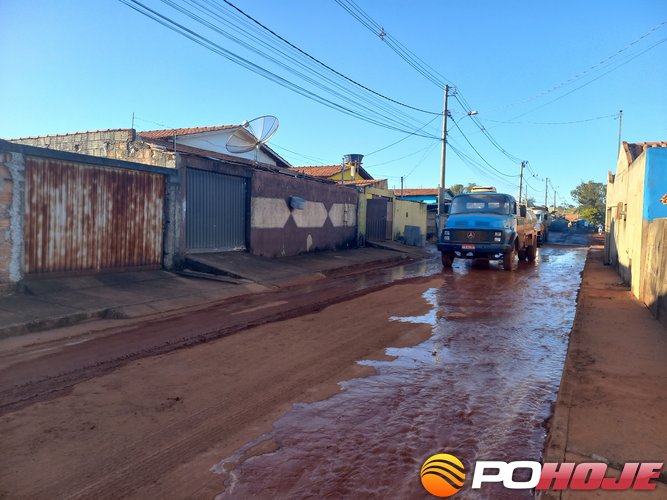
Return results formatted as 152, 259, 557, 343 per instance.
0, 244, 431, 339
542, 241, 667, 498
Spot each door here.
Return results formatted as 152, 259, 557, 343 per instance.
366, 198, 388, 241
186, 168, 247, 252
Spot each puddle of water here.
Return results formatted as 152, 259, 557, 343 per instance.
213, 247, 587, 499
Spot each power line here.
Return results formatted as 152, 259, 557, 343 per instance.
483, 113, 618, 125
365, 115, 441, 156
163, 0, 431, 131
450, 118, 520, 178
118, 0, 442, 139
216, 0, 440, 115
507, 36, 667, 121
333, 0, 453, 89
486, 20, 667, 112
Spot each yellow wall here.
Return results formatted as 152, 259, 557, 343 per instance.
327, 167, 355, 182
358, 187, 427, 246
393, 199, 427, 245
606, 149, 646, 298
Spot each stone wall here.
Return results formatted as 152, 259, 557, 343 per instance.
11, 130, 176, 168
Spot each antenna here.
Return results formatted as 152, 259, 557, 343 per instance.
226, 115, 279, 162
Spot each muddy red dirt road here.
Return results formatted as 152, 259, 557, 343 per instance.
0, 246, 586, 499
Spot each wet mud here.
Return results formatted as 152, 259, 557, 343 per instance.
214, 247, 587, 499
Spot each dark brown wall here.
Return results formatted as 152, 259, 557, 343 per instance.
250, 170, 358, 258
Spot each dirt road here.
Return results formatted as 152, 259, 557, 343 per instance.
0, 247, 586, 499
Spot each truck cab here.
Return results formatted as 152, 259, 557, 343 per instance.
438, 190, 538, 270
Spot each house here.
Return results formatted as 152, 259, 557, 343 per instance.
7, 125, 291, 169
393, 188, 454, 238
606, 141, 667, 326
290, 164, 386, 188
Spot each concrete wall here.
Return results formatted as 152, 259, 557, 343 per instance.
0, 141, 178, 287
11, 130, 177, 168
393, 199, 427, 246
606, 146, 667, 324
250, 170, 358, 257
606, 148, 646, 291
0, 151, 24, 294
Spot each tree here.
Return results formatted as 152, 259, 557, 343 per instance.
571, 181, 606, 212
449, 183, 478, 195
449, 184, 465, 195
580, 206, 603, 224
526, 197, 536, 207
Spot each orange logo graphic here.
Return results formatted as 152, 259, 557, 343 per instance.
420, 453, 466, 497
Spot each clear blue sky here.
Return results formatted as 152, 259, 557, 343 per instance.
1, 0, 665, 205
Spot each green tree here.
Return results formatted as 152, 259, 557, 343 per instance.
449, 184, 465, 195
580, 206, 603, 225
571, 180, 606, 214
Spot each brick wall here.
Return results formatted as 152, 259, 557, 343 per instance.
11, 130, 176, 168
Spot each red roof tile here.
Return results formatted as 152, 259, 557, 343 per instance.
393, 188, 439, 196
623, 141, 667, 164
138, 125, 238, 139
338, 178, 387, 187
290, 165, 348, 177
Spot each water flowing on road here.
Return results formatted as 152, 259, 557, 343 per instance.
214, 247, 587, 499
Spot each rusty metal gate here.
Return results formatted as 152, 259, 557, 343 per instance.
24, 157, 165, 274
186, 168, 247, 252
366, 198, 392, 241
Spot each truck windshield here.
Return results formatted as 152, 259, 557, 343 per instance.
450, 194, 511, 215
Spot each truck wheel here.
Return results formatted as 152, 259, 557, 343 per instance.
502, 247, 515, 271
518, 249, 527, 261
441, 252, 454, 268
527, 244, 537, 261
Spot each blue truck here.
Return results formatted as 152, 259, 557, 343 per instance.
437, 188, 538, 270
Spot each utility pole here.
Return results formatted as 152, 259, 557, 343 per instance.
340, 157, 345, 187
554, 190, 557, 212
545, 178, 549, 207
400, 176, 404, 196
617, 110, 623, 156
437, 85, 450, 230
518, 161, 525, 204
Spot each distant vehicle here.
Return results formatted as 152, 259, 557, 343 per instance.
469, 186, 497, 193
532, 207, 551, 245
437, 190, 538, 271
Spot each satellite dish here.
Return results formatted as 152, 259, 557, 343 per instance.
226, 115, 279, 161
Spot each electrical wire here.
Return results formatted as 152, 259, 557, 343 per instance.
486, 20, 667, 112
118, 0, 443, 139
218, 0, 440, 116
450, 119, 520, 178
365, 115, 441, 156
483, 113, 618, 125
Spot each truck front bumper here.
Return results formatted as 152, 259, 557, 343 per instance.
437, 242, 513, 259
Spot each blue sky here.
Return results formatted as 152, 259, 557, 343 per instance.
1, 0, 665, 205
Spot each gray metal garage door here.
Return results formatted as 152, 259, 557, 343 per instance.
186, 168, 247, 252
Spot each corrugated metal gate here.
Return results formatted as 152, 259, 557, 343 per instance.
24, 157, 165, 274
186, 168, 247, 252
366, 198, 391, 241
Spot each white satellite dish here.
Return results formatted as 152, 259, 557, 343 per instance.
226, 115, 279, 162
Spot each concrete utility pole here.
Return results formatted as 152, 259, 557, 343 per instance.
554, 190, 557, 211
518, 160, 525, 204
437, 85, 450, 229
400, 176, 404, 196
545, 178, 549, 207
340, 157, 345, 187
